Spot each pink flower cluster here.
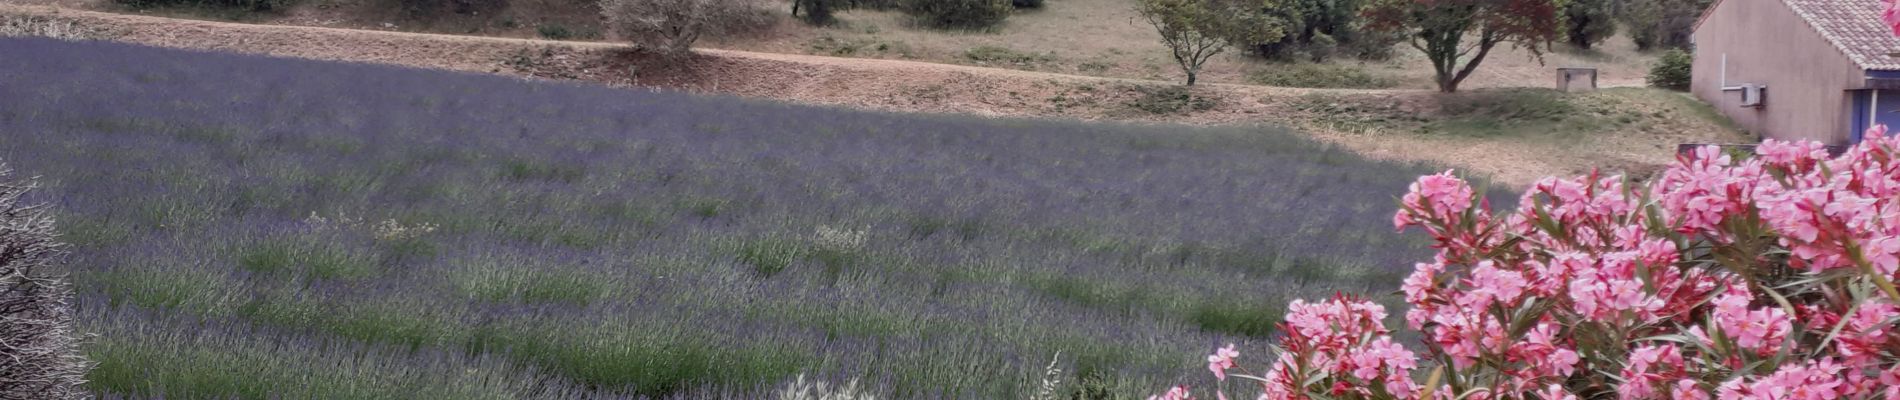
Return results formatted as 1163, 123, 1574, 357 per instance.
1151, 129, 1900, 400
1256, 296, 1419, 398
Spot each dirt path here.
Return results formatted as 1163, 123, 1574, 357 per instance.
0, 4, 1744, 185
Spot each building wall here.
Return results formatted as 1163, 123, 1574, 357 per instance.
1692, 0, 1866, 144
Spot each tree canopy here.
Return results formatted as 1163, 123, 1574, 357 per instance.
1363, 0, 1561, 92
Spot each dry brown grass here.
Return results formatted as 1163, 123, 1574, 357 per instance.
31, 0, 1664, 90
704, 0, 1662, 89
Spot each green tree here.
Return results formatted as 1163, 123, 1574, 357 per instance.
1564, 0, 1616, 49
1136, 0, 1285, 85
1621, 0, 1711, 50
1363, 0, 1562, 92
1223, 0, 1398, 61
1646, 48, 1691, 90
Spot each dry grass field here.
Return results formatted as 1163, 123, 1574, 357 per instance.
11, 0, 1662, 89
703, 0, 1660, 90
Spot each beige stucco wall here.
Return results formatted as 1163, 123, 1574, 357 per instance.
1692, 0, 1866, 144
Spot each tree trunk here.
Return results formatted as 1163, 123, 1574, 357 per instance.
1186, 71, 1197, 86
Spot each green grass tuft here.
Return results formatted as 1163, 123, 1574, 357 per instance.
1249, 64, 1399, 89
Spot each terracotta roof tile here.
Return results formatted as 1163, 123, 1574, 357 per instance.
1783, 0, 1900, 70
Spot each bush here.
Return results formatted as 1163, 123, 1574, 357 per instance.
600, 0, 769, 56
1338, 27, 1403, 61
962, 45, 1051, 66
1647, 48, 1692, 91
1247, 64, 1397, 89
536, 24, 574, 40
1127, 85, 1216, 114
0, 163, 89, 400
1011, 0, 1042, 9
1160, 137, 1900, 399
900, 0, 1011, 29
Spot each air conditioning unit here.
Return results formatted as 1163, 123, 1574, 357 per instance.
1740, 84, 1765, 108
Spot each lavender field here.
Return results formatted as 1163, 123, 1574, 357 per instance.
1, 37, 1472, 399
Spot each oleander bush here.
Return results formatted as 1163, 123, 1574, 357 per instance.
1158, 130, 1900, 399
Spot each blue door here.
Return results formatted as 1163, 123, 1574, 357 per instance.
1853, 90, 1900, 142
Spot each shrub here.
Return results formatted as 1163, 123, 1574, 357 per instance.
0, 163, 89, 400
1647, 48, 1692, 91
600, 0, 769, 56
536, 23, 575, 40
1247, 63, 1397, 89
1338, 27, 1403, 61
962, 45, 1051, 66
899, 0, 1011, 30
1127, 85, 1216, 114
1158, 134, 1900, 399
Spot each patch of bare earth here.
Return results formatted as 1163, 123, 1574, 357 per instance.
0, 4, 1748, 186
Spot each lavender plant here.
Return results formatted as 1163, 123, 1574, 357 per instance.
0, 37, 1492, 398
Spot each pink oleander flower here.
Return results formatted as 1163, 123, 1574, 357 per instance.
1719, 360, 1846, 400
1456, 261, 1527, 309
1711, 287, 1792, 355
1207, 344, 1238, 381
1535, 384, 1577, 400
1149, 385, 1191, 400
1402, 259, 1443, 304
1834, 301, 1900, 365
1886, 0, 1900, 36
1671, 379, 1709, 400
1620, 344, 1684, 400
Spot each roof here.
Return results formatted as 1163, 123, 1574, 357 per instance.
1703, 0, 1900, 71
1784, 0, 1900, 70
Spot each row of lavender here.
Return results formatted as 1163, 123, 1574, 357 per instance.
0, 38, 1468, 398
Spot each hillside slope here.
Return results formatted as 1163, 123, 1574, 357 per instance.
0, 5, 1750, 184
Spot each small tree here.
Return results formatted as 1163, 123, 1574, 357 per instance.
1136, 0, 1281, 86
1563, 0, 1616, 49
1363, 0, 1562, 92
1646, 48, 1691, 90
0, 163, 88, 400
600, 0, 767, 57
